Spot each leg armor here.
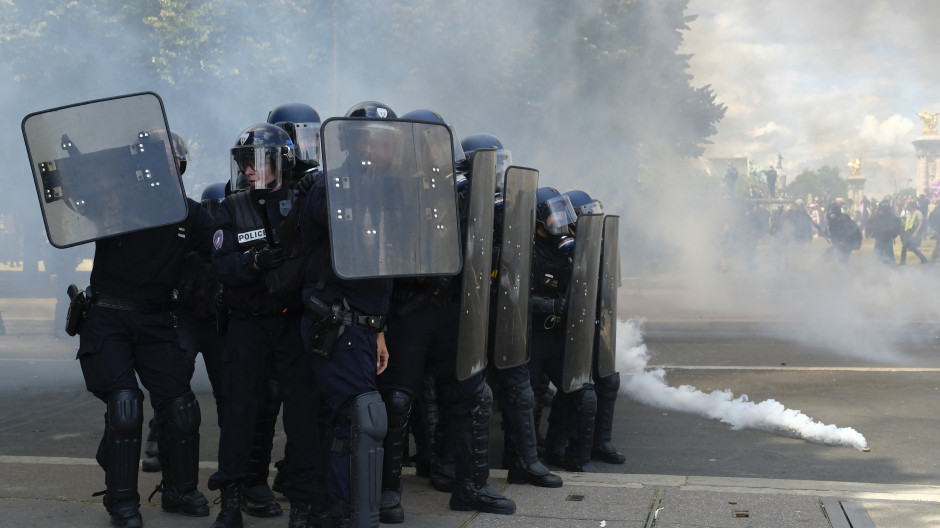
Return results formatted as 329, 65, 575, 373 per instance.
544, 392, 569, 466
346, 391, 387, 528
564, 385, 598, 472
499, 380, 562, 487
104, 389, 144, 521
445, 381, 515, 515
379, 388, 412, 524
592, 373, 626, 464
157, 392, 209, 517
411, 373, 440, 477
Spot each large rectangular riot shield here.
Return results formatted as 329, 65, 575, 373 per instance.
561, 214, 604, 393
22, 92, 187, 248
455, 149, 497, 381
492, 166, 538, 370
320, 117, 462, 278
595, 215, 620, 379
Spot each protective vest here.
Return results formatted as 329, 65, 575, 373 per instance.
224, 189, 303, 315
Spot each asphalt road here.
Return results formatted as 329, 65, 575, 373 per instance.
1, 295, 938, 494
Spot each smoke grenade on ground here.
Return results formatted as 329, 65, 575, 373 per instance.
616, 318, 868, 450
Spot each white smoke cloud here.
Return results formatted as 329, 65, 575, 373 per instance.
616, 318, 869, 450
683, 0, 940, 196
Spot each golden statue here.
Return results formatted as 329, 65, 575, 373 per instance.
847, 158, 861, 176
917, 109, 939, 135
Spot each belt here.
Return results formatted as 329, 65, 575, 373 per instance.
349, 312, 386, 332
94, 295, 177, 314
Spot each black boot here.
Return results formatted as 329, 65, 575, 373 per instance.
378, 486, 404, 524
101, 390, 144, 528
287, 500, 311, 528
499, 380, 562, 488
592, 373, 626, 464
101, 493, 143, 528
379, 388, 412, 524
210, 483, 243, 528
447, 381, 516, 515
240, 482, 281, 517
141, 416, 161, 472
156, 393, 210, 517
242, 379, 282, 517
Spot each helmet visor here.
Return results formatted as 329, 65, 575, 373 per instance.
230, 146, 283, 190
575, 199, 604, 216
290, 123, 320, 165
541, 194, 577, 236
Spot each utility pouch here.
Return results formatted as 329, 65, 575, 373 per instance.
64, 284, 89, 336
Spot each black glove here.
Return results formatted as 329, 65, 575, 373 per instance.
253, 246, 286, 270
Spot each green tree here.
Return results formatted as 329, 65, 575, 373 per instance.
784, 166, 848, 201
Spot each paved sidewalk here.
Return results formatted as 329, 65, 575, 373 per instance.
3, 456, 940, 527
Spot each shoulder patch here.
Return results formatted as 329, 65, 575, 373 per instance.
213, 230, 224, 250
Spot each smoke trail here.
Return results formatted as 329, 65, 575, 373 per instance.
616, 318, 868, 450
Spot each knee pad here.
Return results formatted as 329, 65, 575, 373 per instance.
107, 389, 144, 436
576, 385, 598, 419
380, 388, 413, 430
501, 379, 535, 412
348, 391, 387, 527
595, 372, 620, 399
163, 392, 201, 437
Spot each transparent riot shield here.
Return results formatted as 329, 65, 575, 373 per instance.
320, 117, 462, 278
455, 149, 496, 381
22, 92, 187, 247
561, 214, 604, 393
492, 166, 538, 370
595, 215, 620, 379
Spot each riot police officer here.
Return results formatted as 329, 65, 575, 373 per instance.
376, 111, 516, 524
461, 134, 564, 490
298, 101, 397, 527
561, 189, 625, 465
242, 103, 325, 527
527, 187, 599, 473
78, 183, 213, 527
141, 181, 229, 474
208, 123, 319, 528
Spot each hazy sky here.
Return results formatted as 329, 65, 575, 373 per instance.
680, 1, 940, 197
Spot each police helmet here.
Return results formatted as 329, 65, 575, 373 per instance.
460, 134, 512, 175
461, 133, 512, 179
536, 186, 577, 238
267, 103, 321, 166
149, 129, 189, 176
170, 131, 189, 176
401, 108, 466, 165
564, 189, 604, 217
345, 101, 397, 119
200, 182, 227, 217
230, 123, 295, 191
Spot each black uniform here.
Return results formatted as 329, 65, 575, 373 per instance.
207, 187, 320, 511
377, 166, 519, 522
299, 171, 393, 526
528, 233, 598, 472
78, 198, 212, 526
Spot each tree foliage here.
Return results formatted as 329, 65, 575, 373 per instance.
1, 0, 725, 208
785, 166, 848, 201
